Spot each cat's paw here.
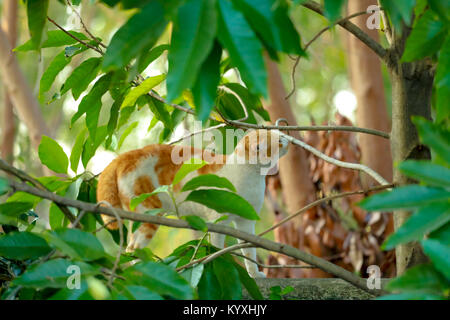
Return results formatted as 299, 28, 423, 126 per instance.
126, 231, 150, 252
250, 270, 266, 278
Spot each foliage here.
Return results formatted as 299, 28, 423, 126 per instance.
360, 118, 450, 300
0, 164, 263, 300
0, 0, 449, 301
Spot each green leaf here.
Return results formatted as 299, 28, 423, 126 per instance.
359, 185, 450, 211
217, 0, 267, 97
118, 121, 139, 149
399, 160, 450, 187
213, 257, 242, 299
192, 41, 222, 122
121, 74, 166, 109
103, 1, 168, 70
71, 73, 113, 140
137, 44, 170, 73
146, 95, 173, 130
49, 281, 93, 300
123, 285, 163, 300
216, 89, 257, 123
49, 281, 92, 300
401, 10, 448, 62
232, 0, 304, 56
130, 185, 169, 211
379, 0, 416, 31
435, 35, 450, 123
430, 222, 450, 246
182, 215, 208, 232
62, 57, 103, 100
124, 262, 194, 299
81, 126, 109, 167
14, 258, 99, 289
26, 0, 49, 50
0, 202, 33, 226
428, 0, 450, 23
49, 202, 68, 230
70, 128, 87, 174
167, 0, 217, 101
386, 263, 449, 293
38, 135, 69, 174
0, 177, 9, 195
413, 117, 450, 163
180, 264, 205, 288
197, 263, 222, 299
234, 262, 264, 300
383, 202, 450, 249
378, 292, 446, 300
186, 189, 259, 220
15, 30, 89, 52
223, 82, 270, 121
422, 239, 450, 280
172, 159, 208, 186
46, 228, 106, 261
324, 0, 347, 21
269, 285, 282, 300
39, 51, 72, 98
0, 231, 52, 260
182, 174, 236, 192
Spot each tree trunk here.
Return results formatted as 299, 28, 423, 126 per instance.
263, 56, 330, 278
0, 25, 50, 152
389, 59, 433, 274
346, 0, 393, 188
264, 56, 316, 215
1, 0, 18, 164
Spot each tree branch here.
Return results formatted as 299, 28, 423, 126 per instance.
47, 16, 103, 54
286, 9, 373, 99
278, 132, 391, 186
259, 184, 394, 237
2, 176, 386, 296
301, 1, 388, 61
0, 159, 76, 223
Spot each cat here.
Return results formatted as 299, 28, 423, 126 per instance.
97, 129, 289, 278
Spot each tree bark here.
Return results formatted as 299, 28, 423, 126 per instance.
389, 59, 433, 274
1, 0, 18, 164
346, 0, 393, 188
263, 56, 330, 278
264, 56, 316, 214
0, 24, 50, 152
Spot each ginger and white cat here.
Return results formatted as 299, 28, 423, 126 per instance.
97, 129, 289, 278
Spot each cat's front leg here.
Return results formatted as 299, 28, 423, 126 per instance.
232, 218, 266, 278
126, 223, 158, 252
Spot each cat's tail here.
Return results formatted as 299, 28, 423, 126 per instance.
97, 160, 121, 230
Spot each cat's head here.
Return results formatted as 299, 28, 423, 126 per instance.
233, 129, 289, 170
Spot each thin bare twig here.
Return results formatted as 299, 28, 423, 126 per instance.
66, 0, 107, 48
47, 16, 103, 54
286, 10, 371, 99
279, 131, 391, 186
231, 252, 317, 269
259, 184, 394, 237
301, 1, 387, 60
